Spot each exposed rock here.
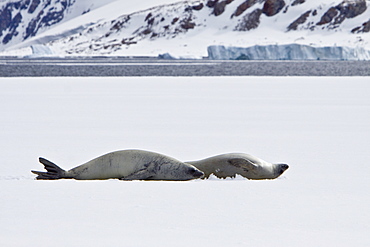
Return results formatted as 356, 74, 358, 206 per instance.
150, 32, 158, 38
180, 18, 196, 30
0, 0, 99, 48
147, 17, 155, 26
171, 17, 179, 25
351, 19, 370, 33
213, 1, 228, 16
206, 0, 218, 8
141, 28, 151, 35
235, 8, 263, 31
121, 38, 137, 45
232, 0, 258, 17
337, 0, 367, 18
28, 0, 40, 14
262, 0, 286, 17
291, 0, 305, 6
317, 0, 367, 26
0, 5, 12, 36
25, 5, 66, 39
110, 16, 130, 31
287, 10, 311, 31
145, 13, 152, 21
9, 12, 23, 33
2, 12, 22, 44
351, 26, 361, 33
192, 3, 204, 11
208, 0, 234, 16
317, 7, 338, 25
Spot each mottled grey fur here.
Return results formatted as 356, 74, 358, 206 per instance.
187, 153, 289, 180
32, 150, 204, 181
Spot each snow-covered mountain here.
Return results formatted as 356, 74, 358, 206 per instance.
2, 0, 370, 58
0, 0, 117, 50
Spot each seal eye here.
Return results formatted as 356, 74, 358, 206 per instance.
188, 167, 204, 178
189, 168, 196, 174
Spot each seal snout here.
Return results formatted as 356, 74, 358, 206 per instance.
279, 164, 289, 174
188, 167, 204, 178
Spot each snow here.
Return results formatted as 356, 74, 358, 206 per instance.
207, 44, 370, 60
2, 0, 370, 58
1, 76, 369, 246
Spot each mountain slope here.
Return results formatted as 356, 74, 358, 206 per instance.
0, 0, 117, 50
3, 0, 370, 57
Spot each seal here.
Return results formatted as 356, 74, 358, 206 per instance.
186, 153, 289, 180
31, 149, 204, 181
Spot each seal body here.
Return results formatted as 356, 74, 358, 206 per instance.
32, 150, 204, 181
187, 153, 289, 180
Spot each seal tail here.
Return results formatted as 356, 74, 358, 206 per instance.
31, 157, 67, 180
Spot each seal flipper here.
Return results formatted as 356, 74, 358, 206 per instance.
228, 158, 258, 172
119, 169, 154, 181
31, 157, 67, 180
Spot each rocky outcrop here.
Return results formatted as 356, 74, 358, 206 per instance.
191, 3, 204, 11
2, 12, 22, 44
29, 0, 41, 14
110, 16, 131, 31
317, 7, 338, 26
0, 0, 75, 46
336, 0, 367, 19
291, 0, 305, 7
0, 2, 24, 38
262, 0, 285, 17
235, 8, 263, 31
287, 10, 311, 31
208, 0, 234, 16
24, 5, 68, 40
232, 0, 258, 17
180, 17, 196, 30
317, 0, 367, 27
351, 19, 370, 33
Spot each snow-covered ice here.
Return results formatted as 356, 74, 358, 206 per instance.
0, 76, 369, 246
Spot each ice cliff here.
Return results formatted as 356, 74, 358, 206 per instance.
207, 44, 370, 60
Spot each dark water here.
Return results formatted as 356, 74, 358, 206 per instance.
1, 57, 369, 76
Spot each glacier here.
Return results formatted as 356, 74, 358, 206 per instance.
29, 44, 54, 57
207, 44, 370, 60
